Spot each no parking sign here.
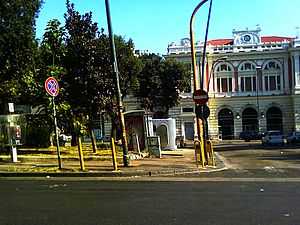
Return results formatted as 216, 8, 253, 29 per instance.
45, 77, 59, 97
44, 76, 62, 169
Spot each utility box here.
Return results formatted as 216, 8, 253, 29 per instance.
147, 136, 161, 158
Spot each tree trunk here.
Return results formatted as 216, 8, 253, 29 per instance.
89, 126, 97, 153
71, 120, 78, 146
71, 132, 78, 146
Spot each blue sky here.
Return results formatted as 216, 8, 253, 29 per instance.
36, 0, 300, 55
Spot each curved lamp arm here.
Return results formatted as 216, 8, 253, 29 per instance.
189, 0, 209, 92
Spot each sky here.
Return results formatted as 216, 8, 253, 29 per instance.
36, 0, 300, 55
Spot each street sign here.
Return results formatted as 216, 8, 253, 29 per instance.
195, 104, 210, 119
45, 77, 59, 97
193, 89, 208, 105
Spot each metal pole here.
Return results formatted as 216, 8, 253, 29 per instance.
201, 0, 213, 89
190, 0, 209, 92
190, 0, 209, 166
111, 137, 118, 171
53, 96, 62, 169
256, 66, 261, 132
105, 0, 129, 167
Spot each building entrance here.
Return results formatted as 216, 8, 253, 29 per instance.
184, 122, 194, 140
218, 108, 234, 140
266, 107, 283, 131
242, 108, 258, 132
156, 125, 168, 148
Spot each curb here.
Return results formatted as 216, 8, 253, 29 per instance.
0, 168, 200, 178
0, 151, 227, 178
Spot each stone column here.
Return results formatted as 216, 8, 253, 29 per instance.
294, 54, 300, 87
283, 57, 289, 93
234, 68, 239, 92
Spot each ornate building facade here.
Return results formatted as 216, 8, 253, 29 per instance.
166, 27, 300, 141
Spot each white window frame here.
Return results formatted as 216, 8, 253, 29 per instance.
238, 62, 257, 94
214, 63, 234, 94
262, 60, 282, 92
239, 75, 257, 92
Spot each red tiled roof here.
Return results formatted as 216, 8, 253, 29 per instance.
207, 36, 294, 46
207, 39, 233, 46
261, 36, 294, 43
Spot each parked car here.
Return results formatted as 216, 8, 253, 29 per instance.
262, 131, 284, 146
239, 131, 261, 142
286, 131, 300, 144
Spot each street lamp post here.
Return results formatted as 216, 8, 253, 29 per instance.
207, 57, 228, 95
205, 57, 228, 139
105, 0, 129, 167
256, 66, 262, 133
189, 0, 210, 166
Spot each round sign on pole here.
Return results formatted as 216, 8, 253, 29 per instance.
193, 89, 208, 105
45, 77, 59, 97
195, 104, 210, 119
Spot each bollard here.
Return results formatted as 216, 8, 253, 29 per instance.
194, 140, 205, 167
10, 146, 18, 163
206, 140, 216, 166
111, 138, 118, 171
77, 136, 85, 171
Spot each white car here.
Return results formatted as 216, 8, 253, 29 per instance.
262, 131, 284, 146
286, 131, 300, 144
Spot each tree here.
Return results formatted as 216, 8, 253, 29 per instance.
41, 19, 65, 67
137, 55, 190, 118
0, 0, 43, 109
96, 33, 142, 140
63, 0, 100, 149
63, 1, 142, 146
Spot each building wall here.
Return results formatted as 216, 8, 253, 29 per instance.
166, 28, 300, 141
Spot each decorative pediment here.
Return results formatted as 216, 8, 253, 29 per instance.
233, 28, 261, 45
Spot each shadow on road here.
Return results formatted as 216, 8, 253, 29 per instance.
257, 154, 300, 161
215, 141, 300, 152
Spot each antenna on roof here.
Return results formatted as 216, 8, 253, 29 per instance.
256, 24, 261, 31
296, 26, 300, 39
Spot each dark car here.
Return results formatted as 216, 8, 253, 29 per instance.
239, 131, 261, 142
262, 130, 284, 146
286, 131, 300, 144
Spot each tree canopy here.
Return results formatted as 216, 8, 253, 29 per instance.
136, 54, 190, 118
0, 0, 43, 107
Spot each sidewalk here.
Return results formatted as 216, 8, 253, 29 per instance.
0, 148, 226, 177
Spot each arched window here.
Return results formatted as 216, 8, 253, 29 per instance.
238, 62, 257, 92
262, 60, 282, 91
239, 62, 256, 71
215, 63, 233, 93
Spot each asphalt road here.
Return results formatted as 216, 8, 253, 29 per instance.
1, 179, 300, 225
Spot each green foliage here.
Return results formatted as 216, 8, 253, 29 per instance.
63, 1, 142, 136
41, 19, 65, 66
136, 55, 190, 117
24, 115, 51, 147
63, 0, 101, 116
0, 0, 43, 105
